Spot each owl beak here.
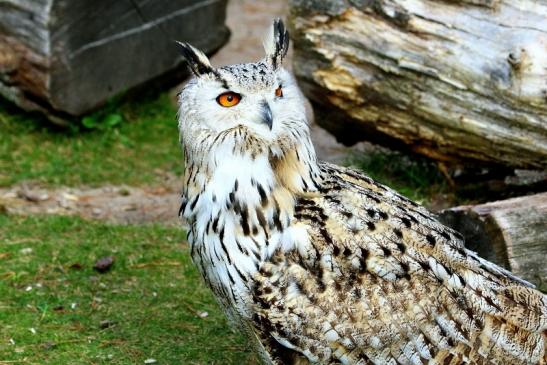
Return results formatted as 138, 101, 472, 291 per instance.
260, 101, 273, 130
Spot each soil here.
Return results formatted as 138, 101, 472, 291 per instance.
0, 176, 181, 226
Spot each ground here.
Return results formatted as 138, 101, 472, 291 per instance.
0, 215, 253, 365
0, 1, 460, 364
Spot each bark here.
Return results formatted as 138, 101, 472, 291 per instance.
288, 0, 547, 169
439, 192, 547, 291
0, 0, 229, 124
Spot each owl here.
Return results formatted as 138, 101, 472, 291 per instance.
176, 19, 546, 365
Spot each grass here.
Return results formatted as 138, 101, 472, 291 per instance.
0, 93, 182, 188
0, 214, 255, 365
347, 149, 450, 205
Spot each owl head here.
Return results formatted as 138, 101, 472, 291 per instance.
177, 19, 313, 168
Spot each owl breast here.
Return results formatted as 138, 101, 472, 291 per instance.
182, 152, 299, 320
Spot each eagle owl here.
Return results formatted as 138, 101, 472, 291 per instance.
177, 19, 546, 365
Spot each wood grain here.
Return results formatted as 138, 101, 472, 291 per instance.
440, 192, 547, 291
0, 0, 230, 123
288, 0, 547, 168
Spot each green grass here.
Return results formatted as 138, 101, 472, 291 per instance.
0, 93, 182, 188
0, 215, 255, 365
347, 149, 450, 204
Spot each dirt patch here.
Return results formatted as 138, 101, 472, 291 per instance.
0, 176, 181, 226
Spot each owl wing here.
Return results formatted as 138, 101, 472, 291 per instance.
251, 162, 547, 365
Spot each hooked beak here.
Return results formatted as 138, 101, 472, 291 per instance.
259, 101, 273, 130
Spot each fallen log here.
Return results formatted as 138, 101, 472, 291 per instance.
439, 192, 547, 291
288, 0, 547, 169
0, 0, 229, 124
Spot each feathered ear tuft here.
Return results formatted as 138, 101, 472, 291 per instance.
263, 18, 289, 70
176, 41, 214, 76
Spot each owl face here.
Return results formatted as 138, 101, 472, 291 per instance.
180, 62, 304, 138
177, 20, 309, 160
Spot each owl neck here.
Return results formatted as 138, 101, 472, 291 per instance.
180, 138, 321, 282
181, 135, 321, 221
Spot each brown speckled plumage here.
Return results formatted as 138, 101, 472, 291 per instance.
177, 19, 547, 365
251, 162, 546, 364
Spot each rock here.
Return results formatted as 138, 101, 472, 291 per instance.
99, 319, 116, 329
42, 341, 57, 351
0, 0, 230, 124
439, 192, 547, 291
17, 188, 49, 202
288, 0, 547, 169
93, 256, 115, 273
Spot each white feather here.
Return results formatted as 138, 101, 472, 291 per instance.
262, 21, 276, 59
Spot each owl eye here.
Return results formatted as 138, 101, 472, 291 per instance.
275, 86, 283, 98
216, 92, 241, 107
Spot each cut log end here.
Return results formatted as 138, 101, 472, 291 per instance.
439, 192, 547, 292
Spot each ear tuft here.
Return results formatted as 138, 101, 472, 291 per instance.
263, 18, 289, 69
176, 41, 213, 76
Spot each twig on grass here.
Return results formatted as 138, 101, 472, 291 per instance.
129, 260, 182, 269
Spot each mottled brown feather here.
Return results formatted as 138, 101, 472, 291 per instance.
251, 163, 546, 365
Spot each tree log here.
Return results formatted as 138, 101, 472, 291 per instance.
0, 0, 229, 124
288, 0, 547, 169
438, 192, 547, 291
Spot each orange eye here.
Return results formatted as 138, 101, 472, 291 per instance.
216, 92, 241, 107
275, 86, 283, 98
